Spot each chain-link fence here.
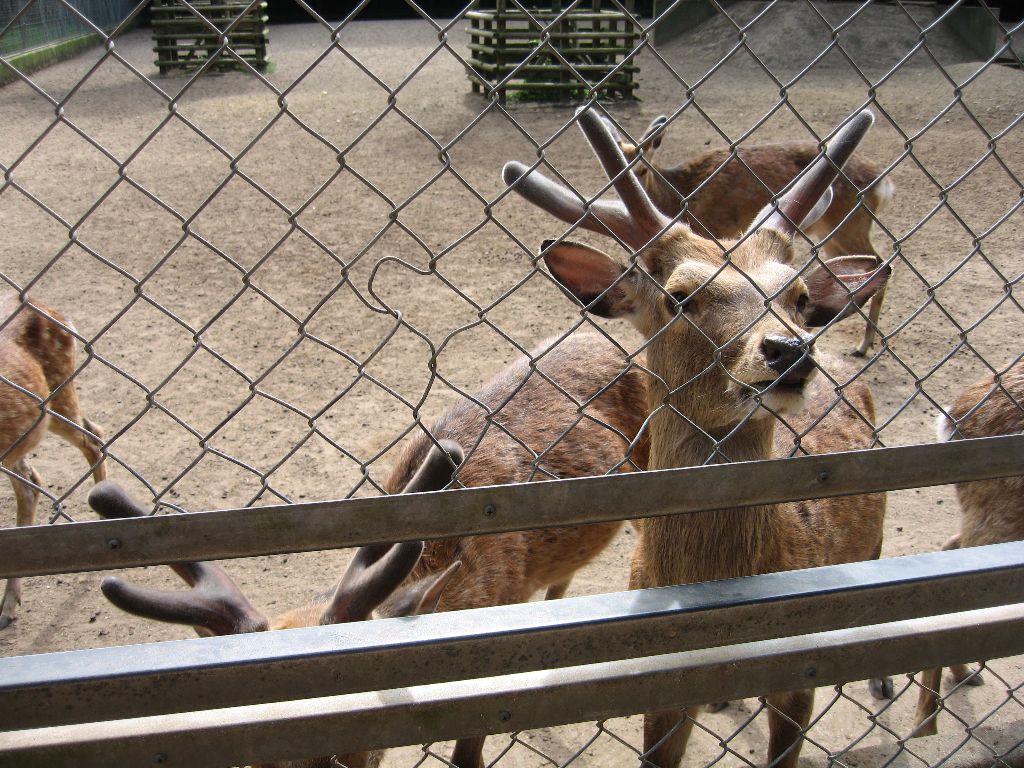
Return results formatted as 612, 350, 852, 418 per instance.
1, 0, 1023, 766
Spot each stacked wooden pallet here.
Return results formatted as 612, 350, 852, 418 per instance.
466, 0, 639, 102
150, 0, 269, 75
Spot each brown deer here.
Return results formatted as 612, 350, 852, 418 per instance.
1, 294, 107, 629
98, 331, 649, 768
912, 361, 1024, 738
503, 107, 889, 768
606, 114, 894, 356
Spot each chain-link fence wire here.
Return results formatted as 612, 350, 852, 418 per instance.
0, 0, 133, 56
391, 663, 1022, 768
1, 0, 1023, 765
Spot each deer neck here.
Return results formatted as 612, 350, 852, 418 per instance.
642, 169, 687, 218
640, 397, 786, 585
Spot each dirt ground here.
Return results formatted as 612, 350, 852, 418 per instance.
2, 1, 1023, 766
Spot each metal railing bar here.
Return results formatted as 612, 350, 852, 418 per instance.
3, 604, 1023, 768
1, 434, 1021, 579
3, 542, 1023, 730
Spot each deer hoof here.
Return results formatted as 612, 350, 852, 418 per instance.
869, 676, 894, 700
955, 667, 985, 687
0, 613, 13, 631
910, 718, 938, 739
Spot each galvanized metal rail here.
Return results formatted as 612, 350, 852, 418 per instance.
2, 434, 1022, 579
1, 542, 1022, 727
2, 575, 1023, 766
2, 435, 1022, 765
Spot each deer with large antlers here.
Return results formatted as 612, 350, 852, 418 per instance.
98, 331, 648, 768
503, 108, 889, 768
1, 294, 107, 629
91, 477, 434, 768
606, 114, 894, 356
912, 361, 1024, 738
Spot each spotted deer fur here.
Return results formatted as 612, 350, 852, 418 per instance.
0, 294, 106, 629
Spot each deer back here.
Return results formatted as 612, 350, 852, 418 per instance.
382, 332, 648, 609
643, 142, 891, 245
0, 296, 76, 463
940, 362, 1024, 548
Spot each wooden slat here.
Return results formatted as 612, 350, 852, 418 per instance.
467, 43, 635, 55
469, 61, 640, 74
466, 28, 640, 40
465, 10, 636, 20
150, 3, 267, 14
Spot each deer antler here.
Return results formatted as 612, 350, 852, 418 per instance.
91, 482, 268, 636
503, 108, 678, 250
751, 110, 875, 238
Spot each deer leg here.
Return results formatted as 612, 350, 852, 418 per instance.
641, 708, 696, 768
911, 666, 943, 738
868, 676, 894, 700
938, 537, 980, 686
852, 284, 885, 357
48, 409, 106, 483
910, 530, 969, 737
80, 416, 107, 482
544, 580, 570, 601
450, 736, 486, 768
865, 535, 893, 700
1, 460, 42, 629
765, 688, 813, 768
820, 212, 887, 359
951, 663, 984, 686
913, 661, 985, 740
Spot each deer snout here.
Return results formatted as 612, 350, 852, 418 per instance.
762, 334, 815, 384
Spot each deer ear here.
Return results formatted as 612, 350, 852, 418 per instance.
412, 561, 461, 614
542, 240, 638, 319
377, 561, 462, 618
802, 255, 890, 327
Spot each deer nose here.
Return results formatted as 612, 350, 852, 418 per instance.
762, 335, 815, 381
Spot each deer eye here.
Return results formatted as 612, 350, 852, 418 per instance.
665, 290, 692, 314
796, 293, 809, 315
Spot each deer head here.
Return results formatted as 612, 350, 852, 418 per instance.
503, 109, 889, 439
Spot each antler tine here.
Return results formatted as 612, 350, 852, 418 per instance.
754, 109, 875, 238
400, 439, 464, 494
599, 114, 625, 142
101, 575, 268, 636
90, 481, 268, 636
321, 440, 462, 624
323, 539, 425, 624
502, 161, 638, 244
503, 161, 587, 225
575, 107, 671, 239
638, 115, 668, 150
